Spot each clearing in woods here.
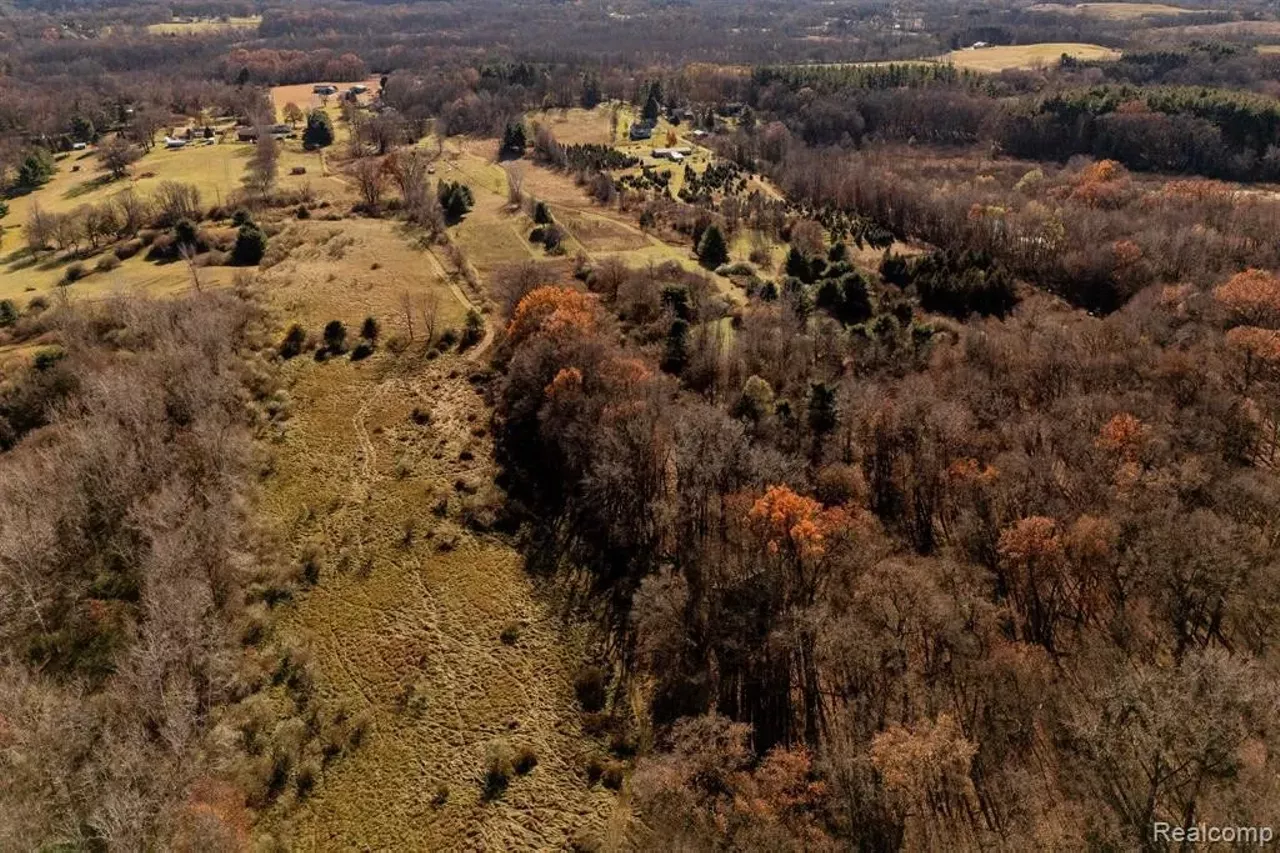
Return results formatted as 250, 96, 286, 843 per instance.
0, 82, 364, 306
253, 220, 620, 848
1026, 2, 1193, 18
145, 15, 262, 34
942, 43, 1120, 71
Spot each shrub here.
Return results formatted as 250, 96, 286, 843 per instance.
0, 299, 17, 328
461, 310, 484, 349
513, 744, 538, 774
62, 262, 88, 284
299, 545, 322, 585
173, 218, 198, 248
323, 320, 347, 353
350, 341, 374, 361
279, 324, 307, 359
232, 224, 268, 266
499, 622, 522, 645
95, 254, 121, 273
145, 233, 177, 261
296, 759, 320, 797
696, 224, 729, 269
484, 741, 516, 798
114, 239, 144, 260
438, 328, 459, 349
360, 316, 380, 343
601, 762, 625, 791
574, 665, 608, 712
303, 110, 335, 149
431, 783, 450, 806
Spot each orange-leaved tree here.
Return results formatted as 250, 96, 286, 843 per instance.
506, 285, 601, 348
1214, 268, 1280, 328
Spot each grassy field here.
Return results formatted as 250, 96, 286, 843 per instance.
0, 141, 339, 304
0, 82, 374, 304
251, 214, 621, 847
1027, 2, 1192, 18
531, 108, 614, 146
943, 42, 1120, 71
1158, 20, 1280, 38
145, 15, 261, 35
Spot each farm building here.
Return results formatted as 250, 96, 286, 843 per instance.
651, 146, 693, 160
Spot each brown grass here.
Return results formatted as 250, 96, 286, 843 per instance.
1027, 2, 1193, 19
942, 43, 1120, 71
255, 341, 615, 848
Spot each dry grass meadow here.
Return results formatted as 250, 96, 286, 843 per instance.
145, 15, 262, 35
943, 42, 1121, 71
1026, 2, 1193, 19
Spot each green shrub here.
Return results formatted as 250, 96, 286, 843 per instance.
323, 320, 347, 353
303, 110, 335, 149
232, 224, 268, 266
95, 254, 121, 273
279, 324, 307, 359
461, 310, 485, 349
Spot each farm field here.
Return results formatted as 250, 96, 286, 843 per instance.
943, 42, 1121, 71
1027, 2, 1193, 18
269, 80, 384, 116
145, 15, 261, 34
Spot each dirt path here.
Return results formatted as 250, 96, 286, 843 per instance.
259, 346, 613, 849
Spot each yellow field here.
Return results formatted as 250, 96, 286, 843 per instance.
145, 15, 261, 35
0, 142, 341, 304
256, 348, 620, 848
530, 108, 614, 147
264, 219, 469, 331
270, 79, 384, 117
1028, 2, 1192, 18
1162, 20, 1280, 38
243, 204, 622, 847
943, 43, 1120, 71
